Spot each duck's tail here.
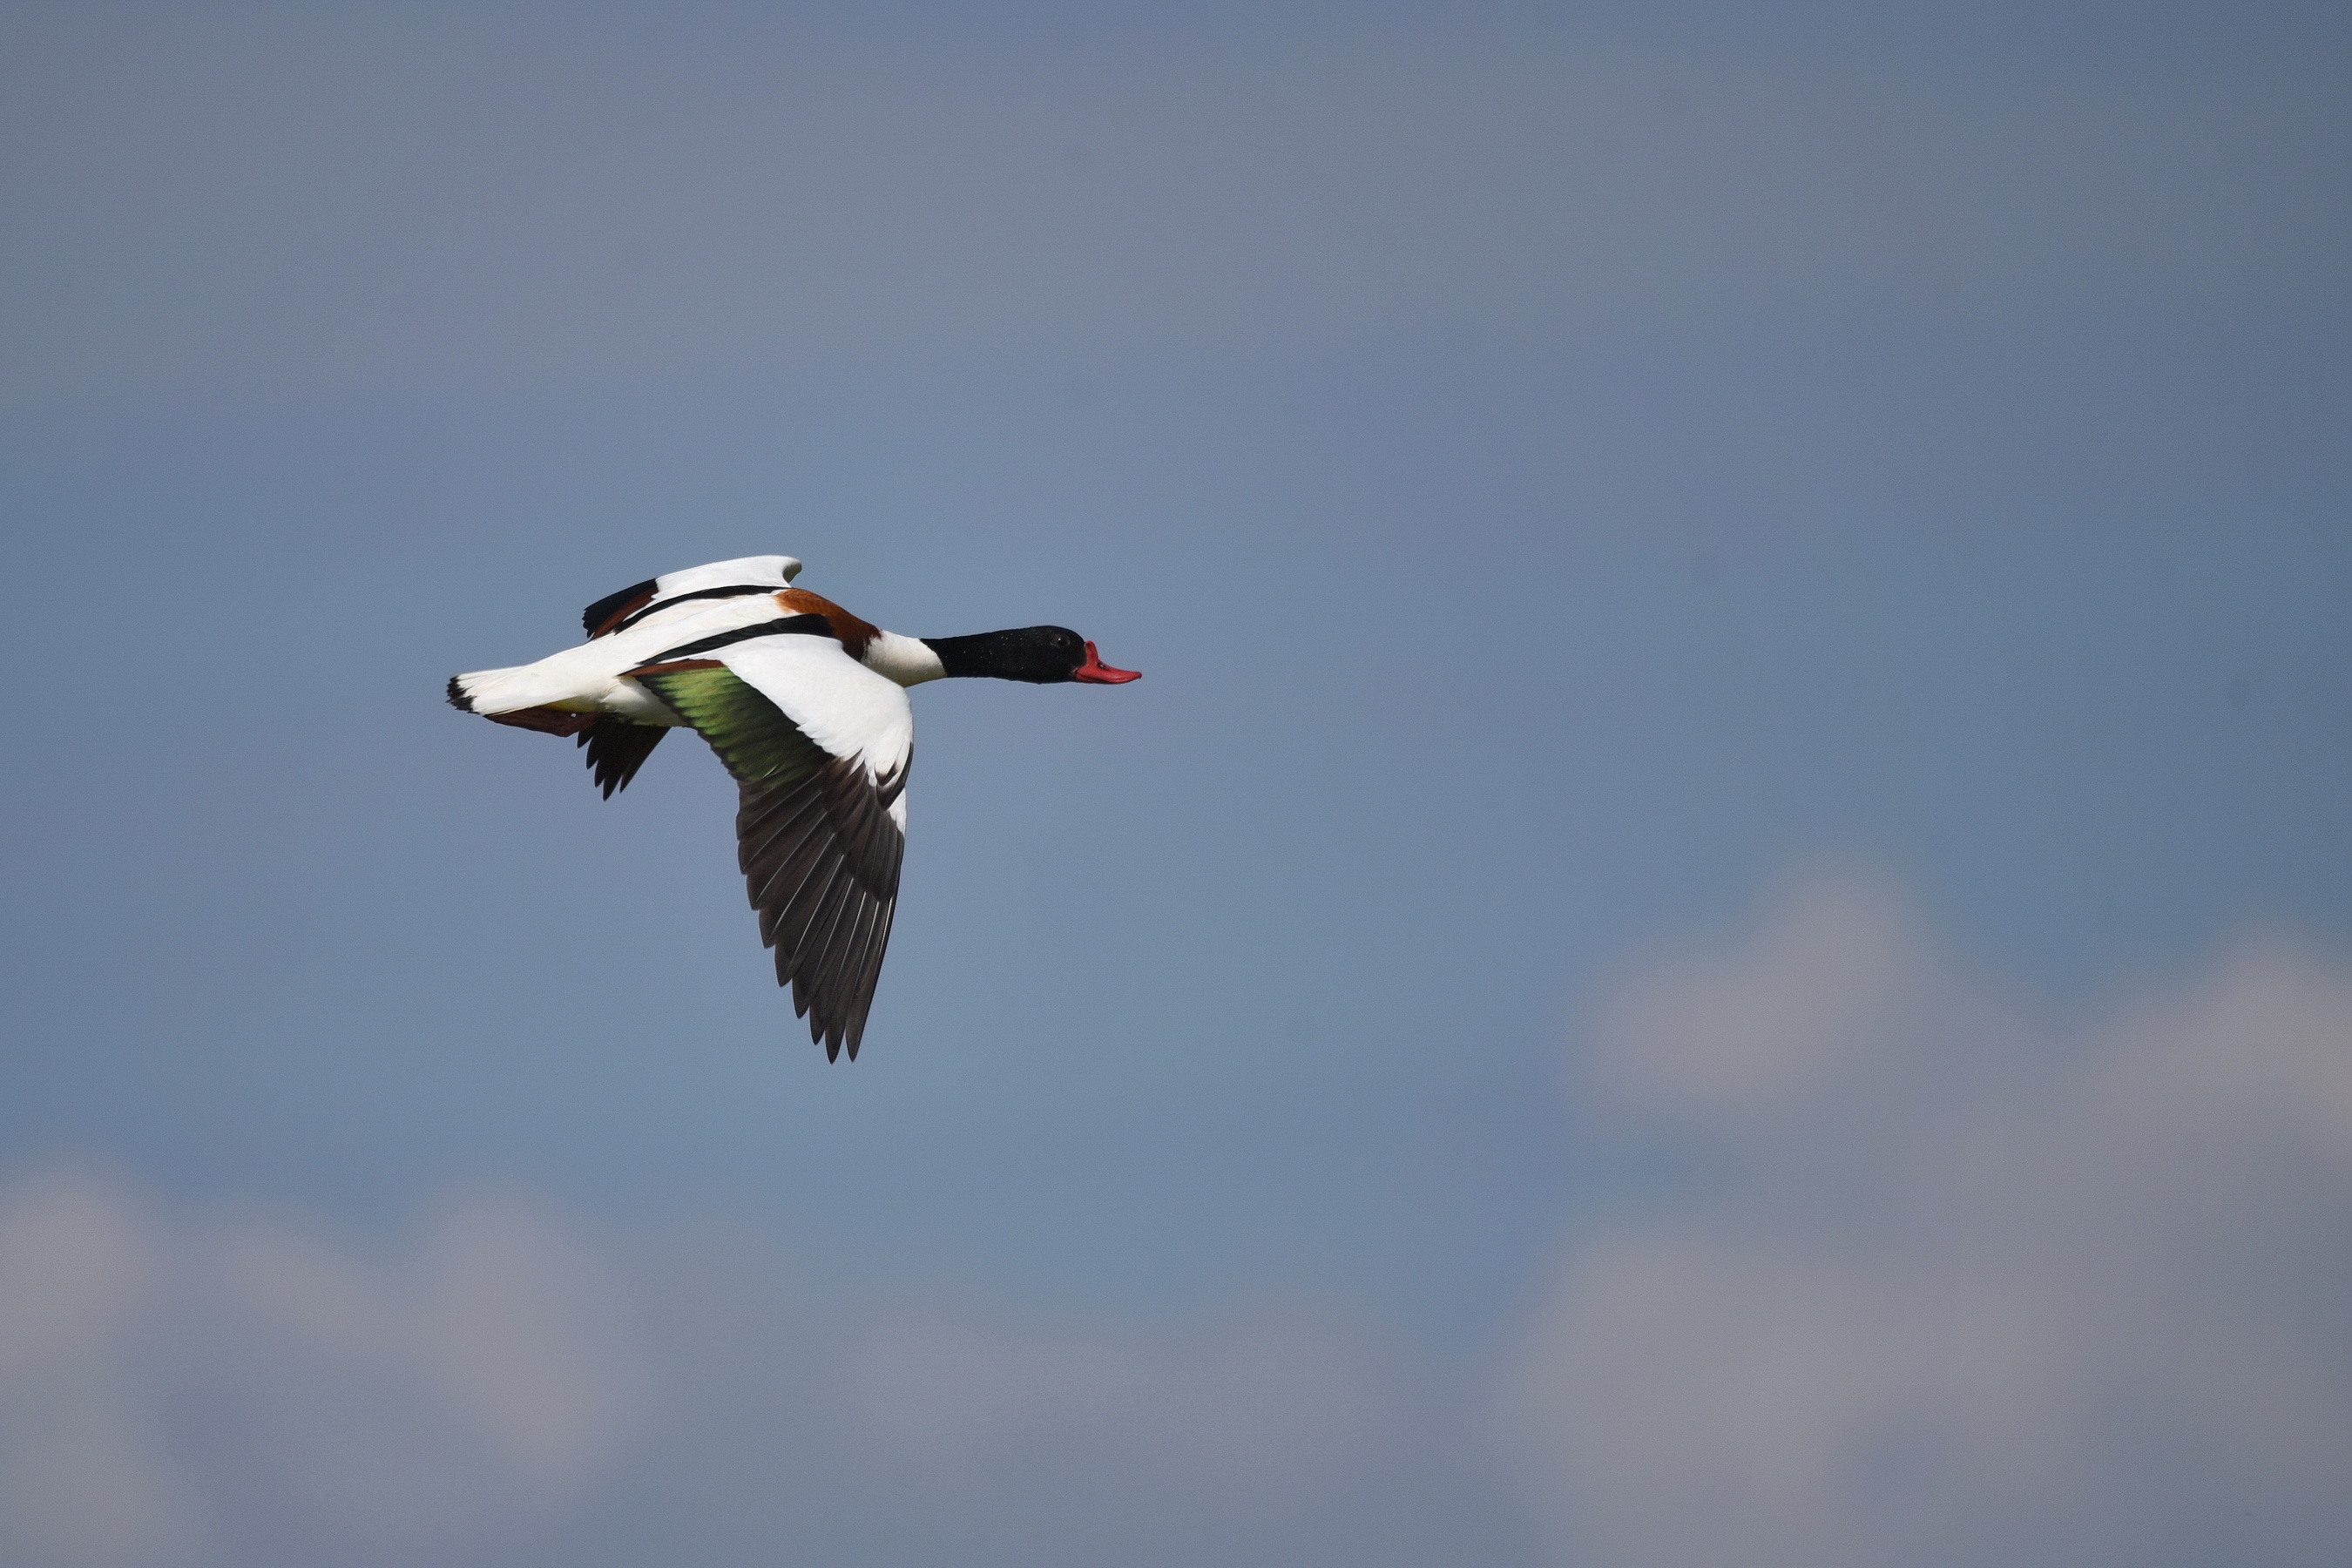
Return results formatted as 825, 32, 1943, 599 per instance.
447, 668, 666, 794
448, 658, 613, 718
446, 666, 530, 714
447, 671, 598, 745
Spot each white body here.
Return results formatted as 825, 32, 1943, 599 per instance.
451, 563, 947, 723
453, 591, 800, 721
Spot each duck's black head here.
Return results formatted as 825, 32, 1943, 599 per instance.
920, 625, 1141, 685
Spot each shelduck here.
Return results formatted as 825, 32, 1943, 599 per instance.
448, 555, 1139, 1059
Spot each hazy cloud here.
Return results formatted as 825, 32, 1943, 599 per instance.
0, 1173, 1427, 1566
7, 878, 2349, 1565
1498, 871, 2352, 1568
0, 1173, 204, 1568
0, 1177, 642, 1567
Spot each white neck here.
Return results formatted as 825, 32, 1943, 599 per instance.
861, 630, 948, 687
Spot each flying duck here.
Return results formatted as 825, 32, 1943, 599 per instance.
448, 555, 1139, 1060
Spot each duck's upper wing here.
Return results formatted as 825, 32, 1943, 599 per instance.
581, 556, 804, 638
630, 618, 912, 1060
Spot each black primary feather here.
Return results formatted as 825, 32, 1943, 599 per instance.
577, 717, 666, 798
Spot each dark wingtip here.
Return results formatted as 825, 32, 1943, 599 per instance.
747, 759, 900, 1065
576, 716, 666, 799
582, 577, 659, 639
801, 994, 842, 1061
446, 675, 475, 713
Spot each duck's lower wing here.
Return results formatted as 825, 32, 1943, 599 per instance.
578, 717, 667, 799
632, 633, 913, 1060
732, 752, 907, 1060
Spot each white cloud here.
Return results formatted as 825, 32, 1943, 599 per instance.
25, 872, 2343, 1565
1498, 870, 2352, 1568
205, 1194, 645, 1529
0, 1172, 205, 1568
0, 1177, 644, 1567
0, 1177, 1419, 1566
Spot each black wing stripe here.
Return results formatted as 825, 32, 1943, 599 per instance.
608, 584, 790, 636
643, 615, 835, 665
583, 578, 659, 638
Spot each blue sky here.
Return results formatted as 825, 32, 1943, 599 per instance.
2, 3, 2349, 1564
